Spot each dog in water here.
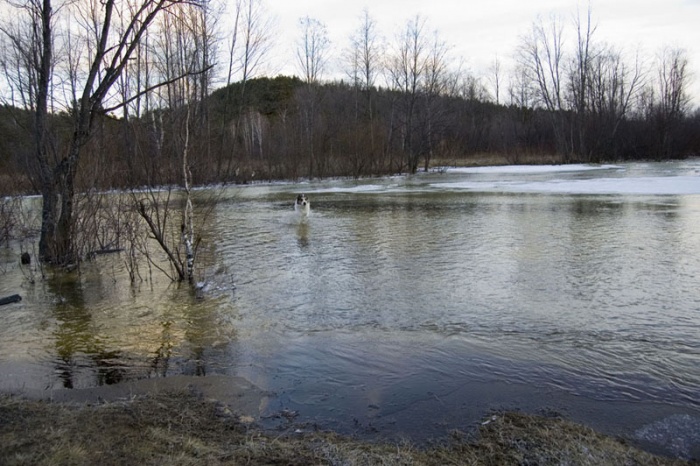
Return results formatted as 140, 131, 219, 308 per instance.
294, 193, 310, 216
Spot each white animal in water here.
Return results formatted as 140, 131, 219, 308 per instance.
294, 194, 310, 216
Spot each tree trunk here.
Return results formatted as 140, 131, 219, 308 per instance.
55, 151, 80, 263
35, 0, 56, 263
39, 142, 81, 265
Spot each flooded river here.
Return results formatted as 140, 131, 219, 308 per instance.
1, 160, 700, 457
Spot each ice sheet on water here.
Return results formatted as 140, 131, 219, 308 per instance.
434, 175, 700, 195
306, 184, 396, 194
274, 162, 700, 196
440, 164, 623, 174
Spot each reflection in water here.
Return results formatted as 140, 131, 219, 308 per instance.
151, 319, 175, 377
182, 300, 226, 376
14, 256, 238, 389
48, 272, 125, 388
145, 291, 236, 379
296, 221, 310, 248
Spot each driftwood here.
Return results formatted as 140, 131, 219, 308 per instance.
0, 294, 22, 306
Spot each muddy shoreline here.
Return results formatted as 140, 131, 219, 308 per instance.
2, 375, 697, 464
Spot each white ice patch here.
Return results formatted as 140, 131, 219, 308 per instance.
440, 164, 623, 174
434, 175, 700, 195
307, 184, 396, 194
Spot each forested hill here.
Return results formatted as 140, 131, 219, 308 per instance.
1, 75, 699, 196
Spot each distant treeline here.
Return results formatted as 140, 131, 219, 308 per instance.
1, 74, 698, 196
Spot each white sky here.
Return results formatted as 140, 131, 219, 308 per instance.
262, 0, 700, 106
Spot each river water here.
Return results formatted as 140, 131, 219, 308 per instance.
1, 160, 700, 457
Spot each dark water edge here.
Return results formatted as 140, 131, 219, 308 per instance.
4, 372, 698, 461
251, 359, 700, 461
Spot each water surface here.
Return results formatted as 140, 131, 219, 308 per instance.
1, 160, 699, 457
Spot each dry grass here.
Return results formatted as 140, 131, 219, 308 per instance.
429, 153, 568, 168
0, 391, 691, 466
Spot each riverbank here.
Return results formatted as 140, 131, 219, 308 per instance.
429, 152, 568, 168
0, 378, 690, 466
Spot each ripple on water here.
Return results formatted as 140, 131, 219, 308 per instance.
635, 414, 700, 460
2, 163, 700, 454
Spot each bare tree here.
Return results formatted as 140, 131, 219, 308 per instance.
235, 0, 274, 161
1, 0, 208, 266
131, 0, 217, 284
214, 0, 274, 178
568, 6, 596, 158
344, 8, 382, 175
385, 15, 451, 173
586, 45, 644, 159
421, 29, 450, 170
0, 0, 56, 260
655, 47, 690, 158
238, 0, 274, 90
657, 47, 690, 121
215, 0, 242, 178
489, 55, 502, 105
387, 14, 429, 173
517, 14, 568, 157
346, 8, 381, 93
0, 1, 51, 112
508, 64, 537, 109
296, 16, 330, 84
296, 16, 329, 178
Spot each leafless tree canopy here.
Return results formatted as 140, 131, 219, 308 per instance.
296, 16, 330, 84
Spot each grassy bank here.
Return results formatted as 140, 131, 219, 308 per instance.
0, 390, 688, 466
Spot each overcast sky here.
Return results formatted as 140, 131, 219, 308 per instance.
262, 0, 700, 106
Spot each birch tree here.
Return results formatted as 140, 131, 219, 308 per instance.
135, 0, 215, 283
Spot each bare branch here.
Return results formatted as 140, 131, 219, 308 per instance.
102, 63, 213, 114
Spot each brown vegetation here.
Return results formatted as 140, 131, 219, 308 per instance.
0, 390, 690, 466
